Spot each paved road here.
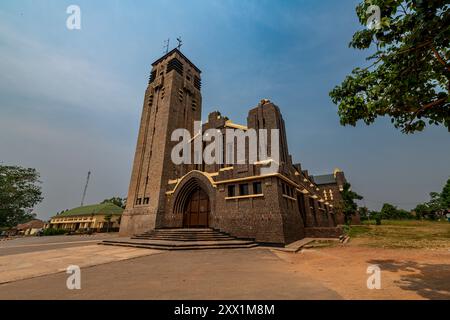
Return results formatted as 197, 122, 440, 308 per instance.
0, 234, 120, 256
0, 248, 341, 300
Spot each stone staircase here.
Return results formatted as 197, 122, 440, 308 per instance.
101, 228, 258, 251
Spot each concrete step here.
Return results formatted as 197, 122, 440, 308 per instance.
101, 228, 257, 251
138, 233, 234, 237
101, 239, 258, 251
140, 233, 232, 237
142, 231, 231, 236
271, 237, 340, 253
101, 242, 258, 251
136, 228, 235, 241
132, 236, 236, 242
150, 228, 213, 231
143, 228, 220, 233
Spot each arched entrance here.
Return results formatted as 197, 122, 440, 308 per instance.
183, 187, 210, 228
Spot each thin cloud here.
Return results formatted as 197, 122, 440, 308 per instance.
0, 21, 133, 113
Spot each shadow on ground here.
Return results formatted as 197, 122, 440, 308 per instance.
368, 259, 450, 300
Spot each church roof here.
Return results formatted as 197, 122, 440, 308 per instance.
16, 220, 45, 230
54, 203, 124, 218
312, 174, 336, 185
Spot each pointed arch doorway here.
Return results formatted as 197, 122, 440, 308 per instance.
183, 187, 210, 228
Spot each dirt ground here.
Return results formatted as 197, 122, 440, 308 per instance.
0, 248, 341, 300
1, 233, 449, 300
273, 243, 450, 300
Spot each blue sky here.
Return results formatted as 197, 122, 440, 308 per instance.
0, 0, 449, 220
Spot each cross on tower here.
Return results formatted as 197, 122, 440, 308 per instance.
176, 37, 183, 50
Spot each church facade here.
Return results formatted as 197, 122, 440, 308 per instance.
119, 48, 347, 245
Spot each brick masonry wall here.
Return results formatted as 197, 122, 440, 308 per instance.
121, 50, 348, 243
304, 226, 343, 238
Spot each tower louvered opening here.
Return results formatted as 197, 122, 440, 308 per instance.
166, 58, 184, 76
194, 76, 202, 90
149, 70, 156, 84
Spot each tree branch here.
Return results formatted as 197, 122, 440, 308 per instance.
420, 97, 448, 112
431, 46, 450, 72
407, 96, 449, 127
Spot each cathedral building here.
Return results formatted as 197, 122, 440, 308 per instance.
119, 48, 348, 245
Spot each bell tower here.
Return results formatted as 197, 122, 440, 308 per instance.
120, 48, 202, 236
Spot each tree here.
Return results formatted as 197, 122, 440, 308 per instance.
101, 197, 127, 209
413, 203, 432, 219
341, 182, 364, 224
412, 178, 450, 219
0, 165, 43, 228
104, 214, 112, 233
370, 211, 382, 225
380, 203, 398, 219
440, 178, 450, 209
380, 203, 413, 219
427, 192, 443, 213
359, 206, 369, 220
330, 0, 449, 133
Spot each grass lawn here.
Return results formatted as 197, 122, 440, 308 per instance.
348, 220, 450, 249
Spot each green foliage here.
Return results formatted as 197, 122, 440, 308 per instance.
413, 203, 431, 218
342, 223, 351, 235
441, 178, 450, 209
0, 165, 43, 228
341, 182, 364, 224
330, 0, 449, 133
43, 228, 67, 236
367, 210, 383, 224
413, 178, 450, 219
375, 214, 382, 225
380, 203, 413, 219
101, 197, 127, 209
359, 206, 369, 220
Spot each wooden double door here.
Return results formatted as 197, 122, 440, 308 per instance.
183, 187, 210, 227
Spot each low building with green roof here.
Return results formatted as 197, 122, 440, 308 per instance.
46, 203, 124, 233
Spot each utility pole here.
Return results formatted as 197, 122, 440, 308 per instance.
81, 171, 91, 206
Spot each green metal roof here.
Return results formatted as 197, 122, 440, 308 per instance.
312, 174, 336, 185
55, 203, 124, 218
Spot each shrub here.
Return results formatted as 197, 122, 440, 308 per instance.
370, 212, 382, 225
380, 203, 414, 220
43, 228, 67, 236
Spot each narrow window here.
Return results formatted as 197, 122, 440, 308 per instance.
227, 185, 236, 197
239, 184, 249, 196
253, 182, 262, 195
143, 197, 150, 205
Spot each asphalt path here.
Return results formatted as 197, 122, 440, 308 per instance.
0, 234, 120, 256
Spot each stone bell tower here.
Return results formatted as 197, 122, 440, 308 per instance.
120, 48, 202, 236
